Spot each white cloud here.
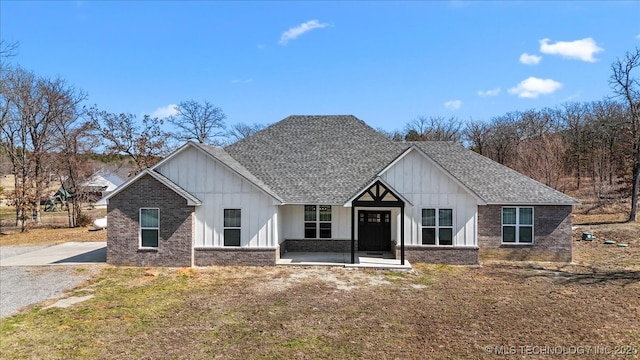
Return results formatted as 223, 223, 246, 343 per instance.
279, 20, 329, 45
231, 78, 253, 84
636, 34, 640, 40
539, 37, 603, 62
477, 87, 501, 97
150, 104, 178, 118
444, 100, 462, 110
508, 77, 562, 98
519, 53, 542, 65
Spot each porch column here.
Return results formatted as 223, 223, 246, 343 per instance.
400, 205, 405, 265
351, 206, 355, 264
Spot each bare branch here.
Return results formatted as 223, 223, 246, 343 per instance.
167, 100, 226, 145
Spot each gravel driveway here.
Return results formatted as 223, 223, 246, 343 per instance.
0, 245, 104, 318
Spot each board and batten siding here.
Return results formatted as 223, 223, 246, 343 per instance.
380, 149, 479, 246
281, 205, 351, 240
156, 146, 279, 247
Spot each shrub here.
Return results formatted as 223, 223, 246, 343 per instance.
76, 213, 94, 227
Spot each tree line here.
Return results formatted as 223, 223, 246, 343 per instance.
0, 41, 264, 231
1, 40, 638, 231
380, 48, 640, 222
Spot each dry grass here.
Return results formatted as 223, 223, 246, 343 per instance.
1, 191, 639, 358
1, 258, 638, 359
1, 220, 639, 359
0, 205, 106, 245
0, 226, 106, 246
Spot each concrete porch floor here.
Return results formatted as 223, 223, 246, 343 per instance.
277, 251, 412, 270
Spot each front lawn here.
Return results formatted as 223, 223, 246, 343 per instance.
1, 224, 639, 359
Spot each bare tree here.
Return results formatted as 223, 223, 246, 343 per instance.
485, 114, 520, 166
463, 119, 491, 155
52, 104, 94, 227
557, 102, 590, 189
377, 127, 403, 142
404, 116, 463, 142
0, 67, 84, 229
168, 100, 226, 145
0, 40, 19, 70
610, 47, 640, 222
226, 122, 265, 143
89, 109, 169, 172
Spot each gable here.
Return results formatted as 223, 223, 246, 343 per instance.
154, 143, 281, 203
103, 169, 201, 206
379, 147, 482, 206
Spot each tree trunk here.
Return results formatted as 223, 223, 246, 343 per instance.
629, 155, 640, 222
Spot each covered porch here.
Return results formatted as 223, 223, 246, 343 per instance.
277, 251, 412, 270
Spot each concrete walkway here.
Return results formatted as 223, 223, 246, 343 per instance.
0, 242, 106, 266
277, 251, 412, 270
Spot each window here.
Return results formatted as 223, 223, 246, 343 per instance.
422, 208, 453, 245
304, 205, 332, 238
140, 208, 159, 248
224, 209, 241, 246
502, 207, 533, 244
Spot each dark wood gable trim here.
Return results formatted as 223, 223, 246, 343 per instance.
352, 180, 404, 208
351, 180, 405, 265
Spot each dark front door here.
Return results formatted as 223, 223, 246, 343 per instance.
358, 211, 391, 251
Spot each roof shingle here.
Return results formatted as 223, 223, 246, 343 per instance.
225, 115, 404, 204
224, 115, 579, 206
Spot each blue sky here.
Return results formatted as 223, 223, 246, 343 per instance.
2, 1, 639, 132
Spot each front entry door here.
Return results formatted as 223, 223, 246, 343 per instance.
358, 211, 391, 251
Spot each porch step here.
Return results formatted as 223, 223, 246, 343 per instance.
277, 252, 413, 270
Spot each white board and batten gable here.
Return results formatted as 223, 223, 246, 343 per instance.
154, 142, 282, 248
378, 146, 480, 247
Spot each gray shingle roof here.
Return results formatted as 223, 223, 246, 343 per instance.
411, 142, 580, 205
223, 115, 579, 206
225, 115, 405, 204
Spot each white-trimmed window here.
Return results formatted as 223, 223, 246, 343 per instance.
502, 207, 534, 244
140, 208, 159, 248
304, 205, 332, 238
224, 209, 241, 246
422, 208, 453, 245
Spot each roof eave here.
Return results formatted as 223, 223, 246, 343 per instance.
483, 201, 581, 206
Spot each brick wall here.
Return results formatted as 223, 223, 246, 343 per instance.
400, 245, 479, 265
107, 174, 195, 267
283, 239, 355, 253
478, 205, 573, 262
194, 247, 278, 266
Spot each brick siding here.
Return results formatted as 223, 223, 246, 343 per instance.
478, 205, 573, 262
283, 239, 355, 253
400, 245, 479, 265
195, 247, 279, 266
107, 174, 195, 267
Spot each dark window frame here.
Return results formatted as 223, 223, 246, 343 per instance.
421, 208, 453, 246
224, 209, 241, 246
304, 205, 332, 238
501, 207, 534, 244
140, 208, 160, 248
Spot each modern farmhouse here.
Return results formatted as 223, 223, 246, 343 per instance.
103, 115, 579, 267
